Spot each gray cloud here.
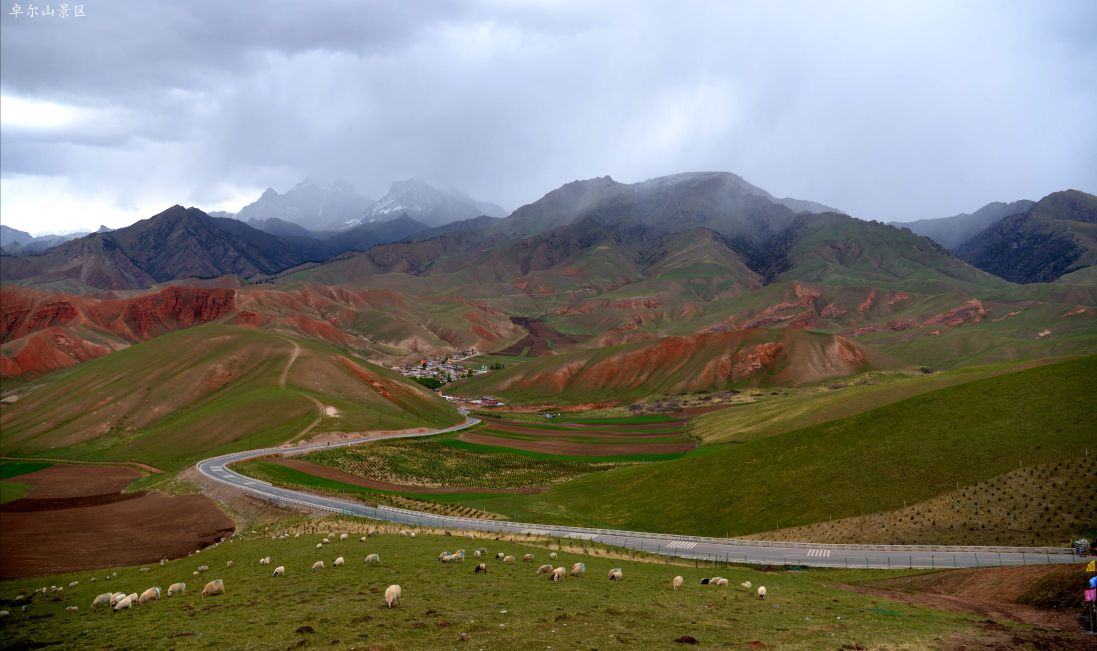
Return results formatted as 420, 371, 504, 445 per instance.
1, 0, 1095, 232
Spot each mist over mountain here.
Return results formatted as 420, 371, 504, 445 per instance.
234, 180, 375, 231
895, 200, 1034, 250
350, 179, 507, 228
0, 225, 98, 254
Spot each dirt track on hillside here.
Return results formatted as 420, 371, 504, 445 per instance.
266, 457, 547, 494
0, 464, 234, 579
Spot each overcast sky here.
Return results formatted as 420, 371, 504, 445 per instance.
1, 0, 1095, 234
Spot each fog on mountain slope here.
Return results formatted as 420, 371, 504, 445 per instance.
348, 179, 507, 229
233, 180, 375, 232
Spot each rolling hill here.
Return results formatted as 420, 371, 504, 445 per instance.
895, 200, 1033, 250
0, 324, 460, 470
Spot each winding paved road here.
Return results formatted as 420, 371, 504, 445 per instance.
196, 415, 1081, 570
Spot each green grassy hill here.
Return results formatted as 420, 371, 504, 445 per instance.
439, 356, 1097, 538
0, 325, 459, 471
0, 518, 988, 649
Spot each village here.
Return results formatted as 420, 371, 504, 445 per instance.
388, 350, 506, 406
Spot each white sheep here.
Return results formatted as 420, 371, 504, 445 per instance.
339, 533, 348, 540
438, 551, 450, 561
202, 579, 225, 597
109, 592, 126, 607
537, 564, 553, 575
334, 557, 345, 567
92, 593, 113, 608
522, 553, 535, 563
126, 592, 138, 604
385, 584, 401, 608
409, 532, 415, 538
740, 580, 752, 589
259, 556, 271, 565
197, 565, 209, 573
551, 567, 566, 582
713, 578, 728, 587
673, 576, 684, 591
364, 554, 380, 564
608, 568, 623, 581
312, 560, 325, 570
167, 583, 186, 596
0, 610, 8, 618
495, 552, 505, 560
570, 562, 586, 577
68, 581, 79, 588
322, 538, 330, 544
139, 568, 150, 573
226, 561, 234, 568
65, 606, 79, 612
272, 566, 285, 577
113, 596, 133, 611
503, 555, 515, 564
474, 563, 488, 574
549, 552, 557, 560
139, 587, 161, 604
360, 536, 367, 542
757, 586, 766, 600
316, 543, 323, 549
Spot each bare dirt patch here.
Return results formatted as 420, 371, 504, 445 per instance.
493, 317, 581, 356
0, 464, 234, 579
844, 565, 1091, 633
265, 457, 547, 494
458, 432, 696, 456
479, 418, 681, 439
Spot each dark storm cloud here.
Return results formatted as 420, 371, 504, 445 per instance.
1, 0, 1095, 232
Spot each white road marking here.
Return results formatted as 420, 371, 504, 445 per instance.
565, 533, 597, 541
665, 540, 698, 551
806, 549, 831, 558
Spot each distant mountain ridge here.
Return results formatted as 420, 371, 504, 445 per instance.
895, 200, 1034, 250
956, 189, 1097, 284
235, 180, 375, 231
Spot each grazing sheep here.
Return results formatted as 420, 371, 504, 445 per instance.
438, 551, 450, 561
197, 565, 209, 573
699, 578, 711, 585
495, 553, 505, 560
364, 554, 380, 564
109, 592, 126, 606
673, 576, 684, 591
714, 578, 729, 587
537, 564, 553, 575
92, 593, 113, 608
474, 563, 488, 574
0, 610, 8, 618
757, 586, 766, 600
226, 561, 234, 568
316, 543, 323, 550
65, 606, 79, 612
360, 536, 367, 542
474, 550, 482, 558
551, 567, 566, 582
322, 538, 330, 544
202, 579, 225, 597
139, 587, 161, 604
570, 562, 586, 577
503, 555, 515, 564
409, 532, 415, 538
339, 533, 348, 540
334, 557, 345, 567
549, 552, 557, 560
140, 567, 150, 573
113, 596, 134, 611
272, 566, 285, 577
522, 554, 535, 563
259, 556, 271, 565
311, 561, 325, 570
126, 593, 138, 604
168, 582, 186, 596
608, 568, 623, 581
385, 584, 401, 608
740, 580, 752, 589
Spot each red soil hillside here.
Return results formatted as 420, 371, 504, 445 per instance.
1, 285, 238, 378
456, 329, 897, 402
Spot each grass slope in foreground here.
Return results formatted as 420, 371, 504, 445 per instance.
0, 324, 459, 471
0, 518, 988, 649
436, 356, 1097, 539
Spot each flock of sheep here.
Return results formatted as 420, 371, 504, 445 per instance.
4, 525, 768, 622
